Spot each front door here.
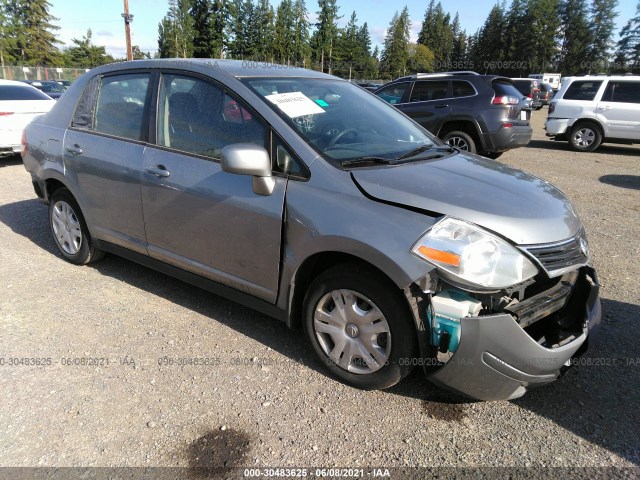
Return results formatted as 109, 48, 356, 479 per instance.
140, 73, 286, 303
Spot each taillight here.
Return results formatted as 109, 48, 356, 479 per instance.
549, 102, 556, 114
502, 123, 513, 128
492, 96, 519, 105
21, 129, 27, 158
0, 112, 14, 116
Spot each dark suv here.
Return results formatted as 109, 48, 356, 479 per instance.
511, 78, 543, 110
374, 72, 532, 158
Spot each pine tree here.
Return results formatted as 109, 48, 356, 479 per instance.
588, 0, 619, 70
292, 0, 311, 66
253, 0, 275, 61
472, 2, 506, 73
559, 0, 594, 74
192, 0, 212, 57
5, 0, 61, 65
311, 0, 341, 73
527, 0, 562, 74
614, 0, 640, 71
210, 0, 228, 58
274, 0, 295, 63
228, 0, 254, 58
380, 7, 411, 79
417, 1, 454, 67
157, 0, 194, 58
335, 11, 360, 78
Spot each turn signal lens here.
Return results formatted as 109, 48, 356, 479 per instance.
417, 246, 460, 267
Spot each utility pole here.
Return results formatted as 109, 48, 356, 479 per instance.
122, 0, 134, 61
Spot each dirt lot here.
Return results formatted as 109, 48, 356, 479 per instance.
1, 109, 639, 477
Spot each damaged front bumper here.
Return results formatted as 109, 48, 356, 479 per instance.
423, 267, 601, 401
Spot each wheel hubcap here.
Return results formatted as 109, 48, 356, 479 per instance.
51, 201, 82, 255
446, 136, 469, 151
313, 289, 391, 374
574, 128, 595, 147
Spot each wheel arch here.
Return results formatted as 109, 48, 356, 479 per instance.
438, 119, 484, 150
286, 251, 416, 331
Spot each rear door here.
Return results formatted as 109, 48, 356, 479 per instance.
596, 80, 640, 140
140, 72, 286, 303
63, 72, 152, 254
400, 80, 452, 132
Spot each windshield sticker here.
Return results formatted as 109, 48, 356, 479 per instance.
265, 92, 326, 118
314, 99, 329, 107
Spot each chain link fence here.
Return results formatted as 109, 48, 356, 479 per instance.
1, 66, 90, 82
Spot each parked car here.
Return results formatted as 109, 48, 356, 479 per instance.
539, 83, 554, 105
21, 80, 67, 99
0, 79, 55, 157
57, 80, 73, 88
356, 82, 382, 92
511, 78, 543, 110
374, 72, 532, 159
22, 60, 600, 401
546, 75, 640, 152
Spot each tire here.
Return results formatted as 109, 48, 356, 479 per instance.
302, 263, 418, 390
568, 122, 602, 152
48, 188, 104, 265
441, 131, 477, 153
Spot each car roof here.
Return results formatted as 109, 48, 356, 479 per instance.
86, 59, 336, 80
0, 79, 36, 86
565, 75, 639, 81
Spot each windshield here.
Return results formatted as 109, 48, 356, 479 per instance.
242, 77, 437, 163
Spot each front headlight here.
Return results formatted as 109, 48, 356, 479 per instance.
412, 217, 538, 289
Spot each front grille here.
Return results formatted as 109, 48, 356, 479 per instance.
521, 231, 589, 277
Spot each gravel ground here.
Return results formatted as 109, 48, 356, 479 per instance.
0, 109, 639, 477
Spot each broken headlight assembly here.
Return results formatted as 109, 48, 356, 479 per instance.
411, 217, 539, 291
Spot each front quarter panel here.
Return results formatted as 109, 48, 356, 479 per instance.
279, 158, 437, 310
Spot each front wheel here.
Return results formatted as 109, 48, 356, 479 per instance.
568, 122, 602, 152
441, 131, 477, 153
302, 263, 418, 390
49, 188, 104, 265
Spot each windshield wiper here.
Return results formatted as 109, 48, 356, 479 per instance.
341, 156, 394, 167
395, 144, 455, 161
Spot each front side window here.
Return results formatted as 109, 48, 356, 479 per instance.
243, 77, 437, 163
563, 81, 603, 101
94, 73, 150, 141
157, 74, 266, 158
602, 81, 640, 104
409, 81, 449, 102
375, 82, 410, 104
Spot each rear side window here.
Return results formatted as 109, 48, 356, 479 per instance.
0, 85, 52, 100
602, 81, 640, 104
562, 81, 603, 101
375, 82, 410, 104
94, 73, 151, 141
409, 81, 449, 102
452, 81, 475, 97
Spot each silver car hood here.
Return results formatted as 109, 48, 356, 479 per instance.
351, 153, 581, 245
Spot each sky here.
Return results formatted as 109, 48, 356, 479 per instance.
48, 0, 639, 59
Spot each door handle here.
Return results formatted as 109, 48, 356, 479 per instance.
66, 144, 83, 155
434, 104, 450, 109
146, 165, 171, 178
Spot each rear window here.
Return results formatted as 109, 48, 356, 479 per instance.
562, 80, 603, 101
492, 80, 523, 98
512, 80, 532, 96
0, 85, 52, 101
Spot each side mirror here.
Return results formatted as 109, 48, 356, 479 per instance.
221, 143, 275, 196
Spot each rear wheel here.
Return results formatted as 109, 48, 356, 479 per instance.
49, 188, 104, 265
442, 131, 477, 153
303, 263, 417, 390
568, 122, 602, 152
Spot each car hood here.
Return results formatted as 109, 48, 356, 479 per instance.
350, 152, 581, 245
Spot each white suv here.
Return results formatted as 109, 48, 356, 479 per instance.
545, 75, 640, 152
